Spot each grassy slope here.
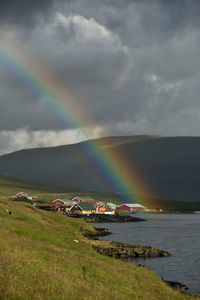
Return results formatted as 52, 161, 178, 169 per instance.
0, 176, 122, 204
0, 198, 198, 300
0, 176, 72, 196
1, 176, 200, 211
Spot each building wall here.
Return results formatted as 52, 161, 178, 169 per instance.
118, 205, 145, 211
118, 205, 131, 211
52, 200, 65, 207
82, 210, 96, 215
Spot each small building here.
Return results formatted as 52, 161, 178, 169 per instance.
9, 192, 28, 200
72, 197, 95, 204
69, 202, 96, 215
51, 199, 73, 208
9, 192, 37, 201
51, 199, 66, 207
118, 203, 146, 212
15, 192, 28, 198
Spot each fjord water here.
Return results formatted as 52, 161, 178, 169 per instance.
95, 213, 200, 295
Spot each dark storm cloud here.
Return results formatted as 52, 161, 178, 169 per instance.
1, 0, 200, 29
0, 0, 58, 25
133, 0, 200, 42
1, 0, 200, 154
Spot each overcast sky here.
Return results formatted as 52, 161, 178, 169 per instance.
1, 0, 200, 154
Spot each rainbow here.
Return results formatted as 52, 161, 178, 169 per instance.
0, 35, 153, 205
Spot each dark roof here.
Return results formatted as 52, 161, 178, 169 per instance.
72, 202, 95, 211
53, 199, 70, 203
72, 197, 94, 201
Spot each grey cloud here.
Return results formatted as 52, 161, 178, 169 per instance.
0, 12, 129, 130
0, 128, 94, 155
59, 1, 200, 43
0, 0, 58, 25
2, 0, 200, 31
1, 0, 200, 144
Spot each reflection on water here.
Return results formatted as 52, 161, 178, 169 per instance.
94, 213, 200, 295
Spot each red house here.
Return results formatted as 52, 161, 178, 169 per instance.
51, 199, 73, 208
118, 203, 146, 212
9, 192, 28, 200
72, 197, 94, 203
9, 192, 38, 201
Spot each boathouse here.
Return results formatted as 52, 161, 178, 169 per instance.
9, 192, 38, 201
51, 199, 73, 208
72, 197, 95, 203
69, 202, 96, 215
118, 203, 146, 212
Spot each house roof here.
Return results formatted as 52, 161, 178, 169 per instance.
71, 202, 95, 211
53, 199, 70, 203
120, 203, 145, 208
107, 202, 117, 207
16, 192, 28, 196
72, 197, 95, 201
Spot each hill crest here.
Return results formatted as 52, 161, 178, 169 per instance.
1, 135, 200, 203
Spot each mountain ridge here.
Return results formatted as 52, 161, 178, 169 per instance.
1, 135, 200, 202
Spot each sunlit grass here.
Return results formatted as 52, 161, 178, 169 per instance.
0, 198, 198, 300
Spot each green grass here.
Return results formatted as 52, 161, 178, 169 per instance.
1, 176, 200, 211
0, 176, 72, 196
0, 198, 199, 300
0, 176, 119, 203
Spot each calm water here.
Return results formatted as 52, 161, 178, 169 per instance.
94, 213, 200, 295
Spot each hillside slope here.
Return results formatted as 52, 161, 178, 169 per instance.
0, 176, 71, 195
0, 198, 197, 300
1, 135, 200, 202
1, 176, 200, 210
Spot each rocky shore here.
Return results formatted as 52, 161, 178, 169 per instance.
84, 214, 145, 223
84, 226, 111, 238
83, 227, 197, 295
161, 279, 189, 292
84, 226, 170, 259
92, 241, 170, 259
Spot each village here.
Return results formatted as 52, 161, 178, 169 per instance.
9, 192, 148, 217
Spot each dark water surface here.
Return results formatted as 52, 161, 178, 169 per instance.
94, 213, 200, 295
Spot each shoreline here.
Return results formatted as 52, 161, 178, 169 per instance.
84, 226, 170, 259
85, 226, 198, 296
68, 213, 146, 223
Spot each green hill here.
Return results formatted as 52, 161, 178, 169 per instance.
1, 175, 200, 211
0, 176, 68, 195
0, 197, 197, 300
0, 176, 122, 204
1, 135, 200, 203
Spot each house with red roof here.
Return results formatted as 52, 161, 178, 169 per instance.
118, 203, 146, 212
72, 197, 94, 204
51, 199, 74, 208
9, 192, 38, 201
